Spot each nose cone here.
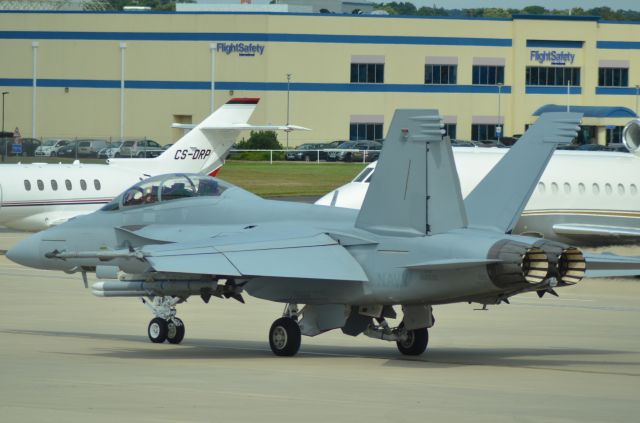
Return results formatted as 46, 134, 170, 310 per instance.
6, 234, 44, 269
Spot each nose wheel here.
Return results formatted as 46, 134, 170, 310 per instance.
143, 297, 186, 345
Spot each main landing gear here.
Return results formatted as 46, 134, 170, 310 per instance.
269, 304, 301, 357
143, 297, 186, 344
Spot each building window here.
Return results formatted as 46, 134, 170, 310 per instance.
471, 124, 498, 141
425, 64, 457, 84
80, 179, 87, 191
598, 68, 629, 87
444, 124, 457, 140
526, 67, 580, 86
24, 180, 31, 191
606, 126, 624, 144
472, 65, 504, 85
350, 123, 383, 141
350, 63, 384, 83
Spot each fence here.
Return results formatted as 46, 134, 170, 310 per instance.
229, 148, 381, 164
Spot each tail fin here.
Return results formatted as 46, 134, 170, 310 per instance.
108, 98, 260, 176
355, 109, 467, 237
464, 112, 582, 233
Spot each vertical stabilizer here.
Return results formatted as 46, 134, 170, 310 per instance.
464, 112, 582, 233
109, 98, 260, 176
355, 109, 467, 237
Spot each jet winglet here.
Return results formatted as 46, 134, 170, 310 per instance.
464, 112, 582, 234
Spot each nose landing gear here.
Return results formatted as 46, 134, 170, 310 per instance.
143, 296, 186, 344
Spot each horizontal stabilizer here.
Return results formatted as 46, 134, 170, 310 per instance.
584, 253, 640, 278
405, 258, 502, 271
465, 112, 582, 233
553, 223, 640, 238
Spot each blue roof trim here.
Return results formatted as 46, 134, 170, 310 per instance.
596, 87, 640, 95
0, 30, 512, 46
513, 14, 600, 22
533, 104, 637, 118
597, 41, 640, 50
526, 40, 583, 48
0, 10, 513, 21
526, 86, 581, 95
0, 78, 512, 94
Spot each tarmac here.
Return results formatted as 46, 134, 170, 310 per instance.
1, 228, 640, 422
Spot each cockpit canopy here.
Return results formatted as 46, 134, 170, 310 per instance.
102, 173, 230, 211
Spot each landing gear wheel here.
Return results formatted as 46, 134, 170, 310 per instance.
167, 318, 185, 344
148, 317, 168, 343
396, 324, 428, 356
269, 317, 301, 357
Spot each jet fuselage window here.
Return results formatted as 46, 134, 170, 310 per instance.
578, 183, 585, 194
563, 182, 571, 194
631, 184, 638, 195
24, 180, 31, 191
605, 183, 612, 195
37, 180, 44, 191
618, 184, 625, 195
94, 179, 101, 190
551, 182, 558, 194
65, 179, 72, 190
537, 182, 546, 194
592, 183, 600, 195
80, 179, 87, 191
51, 180, 58, 191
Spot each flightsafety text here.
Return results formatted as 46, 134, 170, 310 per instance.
216, 42, 265, 56
530, 50, 575, 65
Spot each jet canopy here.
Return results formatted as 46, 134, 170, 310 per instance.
102, 173, 230, 211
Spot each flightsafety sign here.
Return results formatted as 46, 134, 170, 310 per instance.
529, 50, 575, 66
216, 42, 265, 57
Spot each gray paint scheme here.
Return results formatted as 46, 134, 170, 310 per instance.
8, 109, 640, 355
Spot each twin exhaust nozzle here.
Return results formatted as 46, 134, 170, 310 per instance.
521, 247, 586, 285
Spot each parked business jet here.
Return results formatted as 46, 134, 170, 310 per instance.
317, 120, 640, 246
0, 98, 305, 231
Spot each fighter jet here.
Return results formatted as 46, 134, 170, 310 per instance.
9, 109, 640, 357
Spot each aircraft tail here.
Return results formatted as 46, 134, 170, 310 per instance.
109, 98, 260, 176
355, 109, 467, 237
464, 112, 582, 234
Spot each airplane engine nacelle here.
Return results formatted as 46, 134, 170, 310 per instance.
557, 247, 586, 284
487, 240, 550, 288
622, 119, 640, 156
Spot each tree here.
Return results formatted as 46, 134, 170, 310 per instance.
236, 131, 282, 150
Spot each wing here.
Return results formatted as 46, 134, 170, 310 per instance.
142, 232, 369, 282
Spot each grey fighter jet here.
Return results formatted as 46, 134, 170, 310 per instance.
9, 109, 640, 356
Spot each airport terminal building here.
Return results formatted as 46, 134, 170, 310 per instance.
1, 11, 639, 146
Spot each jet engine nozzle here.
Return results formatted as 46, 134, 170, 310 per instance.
487, 240, 550, 288
521, 247, 550, 284
622, 119, 640, 156
557, 247, 586, 284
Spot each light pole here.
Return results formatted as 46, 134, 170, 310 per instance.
2, 91, 8, 161
286, 73, 291, 150
496, 83, 503, 142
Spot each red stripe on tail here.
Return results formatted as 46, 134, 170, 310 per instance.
226, 98, 260, 105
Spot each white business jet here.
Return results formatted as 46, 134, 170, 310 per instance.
317, 119, 640, 246
0, 98, 306, 231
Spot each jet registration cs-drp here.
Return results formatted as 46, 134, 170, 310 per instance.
173, 148, 212, 160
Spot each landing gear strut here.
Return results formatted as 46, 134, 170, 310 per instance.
143, 296, 186, 344
268, 304, 301, 356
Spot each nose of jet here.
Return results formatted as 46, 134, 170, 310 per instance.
7, 233, 45, 269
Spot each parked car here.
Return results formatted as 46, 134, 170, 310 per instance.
326, 140, 382, 162
34, 138, 70, 156
117, 139, 163, 158
97, 141, 124, 159
77, 139, 110, 157
57, 143, 78, 158
286, 143, 325, 161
